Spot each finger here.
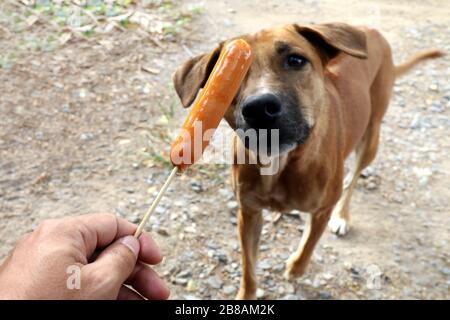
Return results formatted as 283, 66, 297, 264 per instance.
117, 285, 144, 300
126, 263, 170, 300
84, 235, 140, 286
138, 233, 162, 265
71, 213, 138, 257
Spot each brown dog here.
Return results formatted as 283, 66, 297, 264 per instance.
172, 23, 443, 299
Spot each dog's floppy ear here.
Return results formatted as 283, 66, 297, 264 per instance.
294, 23, 368, 61
172, 44, 223, 108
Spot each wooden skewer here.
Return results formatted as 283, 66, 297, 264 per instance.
134, 166, 179, 238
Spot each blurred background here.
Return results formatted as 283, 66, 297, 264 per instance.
0, 0, 449, 299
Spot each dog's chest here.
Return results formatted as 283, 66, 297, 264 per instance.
253, 168, 324, 213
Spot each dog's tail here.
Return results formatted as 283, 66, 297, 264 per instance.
395, 49, 444, 78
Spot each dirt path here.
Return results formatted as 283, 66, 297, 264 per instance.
1, 0, 449, 299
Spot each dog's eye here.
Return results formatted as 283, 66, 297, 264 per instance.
285, 54, 307, 70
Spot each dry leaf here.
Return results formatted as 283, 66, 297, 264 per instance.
59, 32, 72, 45
26, 15, 38, 28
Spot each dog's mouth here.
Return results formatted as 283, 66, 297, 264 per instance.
234, 126, 309, 156
234, 93, 310, 156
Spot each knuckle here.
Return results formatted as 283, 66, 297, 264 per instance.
34, 219, 57, 235
98, 212, 117, 222
35, 218, 71, 238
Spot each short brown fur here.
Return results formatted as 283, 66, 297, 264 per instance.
172, 23, 444, 299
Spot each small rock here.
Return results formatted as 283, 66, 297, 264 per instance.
184, 226, 196, 233
218, 188, 234, 199
125, 187, 134, 194
214, 251, 228, 264
184, 294, 200, 300
313, 253, 324, 263
206, 241, 219, 250
190, 182, 203, 193
349, 267, 361, 275
391, 194, 404, 204
62, 104, 70, 113
431, 101, 444, 113
410, 113, 421, 129
301, 278, 312, 286
360, 166, 376, 178
256, 288, 265, 299
35, 131, 44, 140
279, 252, 289, 260
186, 279, 197, 292
322, 273, 334, 281
226, 201, 238, 211
175, 278, 188, 286
79, 88, 87, 98
207, 275, 223, 289
80, 132, 94, 141
429, 83, 438, 92
258, 260, 272, 270
227, 8, 236, 13
365, 181, 378, 190
174, 200, 186, 207
146, 174, 154, 184
312, 277, 326, 288
156, 228, 170, 237
413, 167, 432, 186
440, 267, 450, 276
177, 270, 193, 278
223, 285, 237, 295
395, 181, 406, 192
286, 283, 295, 294
281, 294, 298, 300
164, 34, 176, 42
155, 206, 165, 215
115, 205, 127, 216
318, 291, 332, 299
223, 19, 233, 27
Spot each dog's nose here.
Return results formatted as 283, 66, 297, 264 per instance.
241, 93, 283, 126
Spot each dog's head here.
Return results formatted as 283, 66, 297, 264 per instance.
173, 23, 367, 155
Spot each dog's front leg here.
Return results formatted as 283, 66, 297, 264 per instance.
235, 206, 263, 300
284, 208, 332, 280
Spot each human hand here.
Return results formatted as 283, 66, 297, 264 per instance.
0, 213, 170, 300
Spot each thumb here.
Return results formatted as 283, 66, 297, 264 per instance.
89, 236, 140, 286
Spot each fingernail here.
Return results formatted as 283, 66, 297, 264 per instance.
120, 236, 140, 257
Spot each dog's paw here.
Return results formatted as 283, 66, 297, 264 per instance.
235, 290, 256, 300
284, 258, 306, 281
328, 216, 349, 236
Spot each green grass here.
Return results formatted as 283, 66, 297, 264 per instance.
0, 1, 204, 69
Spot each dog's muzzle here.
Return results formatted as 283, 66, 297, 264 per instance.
241, 93, 284, 127
236, 92, 310, 155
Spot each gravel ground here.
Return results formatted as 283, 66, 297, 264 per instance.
0, 0, 449, 299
